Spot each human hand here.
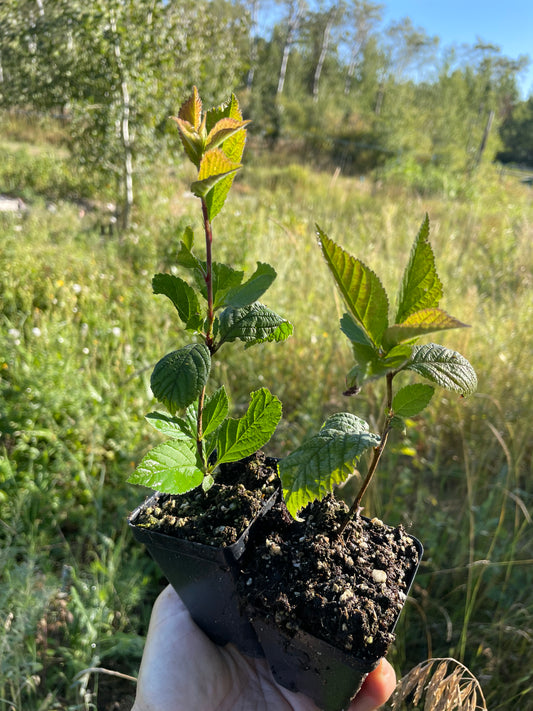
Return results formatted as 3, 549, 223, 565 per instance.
132, 585, 396, 711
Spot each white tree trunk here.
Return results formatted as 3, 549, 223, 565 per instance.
313, 12, 335, 102
277, 0, 305, 96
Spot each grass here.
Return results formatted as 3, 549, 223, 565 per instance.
1, 117, 532, 709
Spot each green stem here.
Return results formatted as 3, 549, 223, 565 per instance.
337, 371, 395, 536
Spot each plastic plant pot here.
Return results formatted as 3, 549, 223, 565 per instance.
247, 532, 423, 711
129, 490, 277, 657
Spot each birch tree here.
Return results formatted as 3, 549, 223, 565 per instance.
276, 0, 306, 95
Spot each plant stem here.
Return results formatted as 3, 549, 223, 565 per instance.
197, 198, 215, 469
196, 385, 206, 465
201, 198, 215, 350
337, 372, 395, 536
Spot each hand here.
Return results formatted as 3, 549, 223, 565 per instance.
132, 585, 396, 711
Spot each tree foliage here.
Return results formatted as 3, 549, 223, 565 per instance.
0, 0, 530, 212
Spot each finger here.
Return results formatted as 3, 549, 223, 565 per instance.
350, 658, 397, 711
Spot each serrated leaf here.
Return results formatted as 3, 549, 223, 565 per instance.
205, 95, 248, 220
205, 92, 242, 132
384, 308, 469, 349
317, 226, 389, 346
152, 273, 203, 331
340, 313, 375, 347
211, 263, 244, 309
128, 439, 204, 494
214, 388, 282, 465
279, 413, 380, 518
205, 117, 251, 153
224, 262, 277, 308
392, 383, 435, 417
170, 116, 203, 167
191, 148, 241, 199
218, 302, 292, 347
150, 343, 211, 414
201, 386, 229, 439
145, 411, 195, 439
404, 343, 477, 395
176, 238, 204, 274
344, 340, 411, 391
321, 412, 373, 434
395, 215, 443, 324
390, 416, 407, 434
178, 86, 203, 130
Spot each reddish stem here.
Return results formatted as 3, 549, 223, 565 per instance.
336, 371, 395, 537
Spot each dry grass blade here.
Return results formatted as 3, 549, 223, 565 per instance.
390, 657, 488, 711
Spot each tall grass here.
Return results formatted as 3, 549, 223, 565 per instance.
1, 126, 532, 709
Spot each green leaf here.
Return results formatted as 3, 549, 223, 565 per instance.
383, 308, 469, 349
150, 343, 211, 414
205, 117, 251, 153
128, 439, 204, 494
211, 263, 244, 309
205, 94, 248, 220
205, 92, 241, 132
145, 411, 195, 439
340, 313, 375, 347
191, 147, 241, 199
152, 273, 203, 331
170, 116, 203, 167
215, 388, 282, 465
178, 86, 203, 131
201, 386, 229, 439
343, 336, 411, 390
218, 303, 292, 347
395, 215, 443, 324
404, 343, 477, 395
392, 383, 435, 417
224, 262, 277, 308
176, 238, 204, 274
279, 413, 380, 518
317, 226, 389, 346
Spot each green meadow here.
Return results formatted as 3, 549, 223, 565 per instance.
1, 118, 532, 710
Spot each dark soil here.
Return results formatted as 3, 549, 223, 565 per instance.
238, 495, 421, 662
131, 451, 279, 547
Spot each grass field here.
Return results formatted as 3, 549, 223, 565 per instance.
1, 116, 532, 710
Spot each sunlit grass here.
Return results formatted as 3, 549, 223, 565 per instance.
1, 129, 532, 709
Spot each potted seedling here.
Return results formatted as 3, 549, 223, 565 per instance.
238, 216, 477, 710
128, 87, 292, 655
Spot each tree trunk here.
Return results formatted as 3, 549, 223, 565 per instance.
277, 1, 304, 96
474, 108, 495, 167
111, 13, 133, 231
345, 40, 363, 94
312, 12, 334, 102
246, 0, 259, 90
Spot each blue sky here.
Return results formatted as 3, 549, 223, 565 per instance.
382, 0, 532, 97
258, 0, 532, 98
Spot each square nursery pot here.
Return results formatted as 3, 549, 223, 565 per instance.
239, 500, 423, 711
128, 454, 280, 657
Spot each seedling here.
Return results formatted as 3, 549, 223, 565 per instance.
279, 217, 477, 529
128, 88, 292, 495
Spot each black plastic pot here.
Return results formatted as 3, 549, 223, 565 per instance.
247, 530, 423, 711
129, 491, 277, 657
250, 615, 379, 711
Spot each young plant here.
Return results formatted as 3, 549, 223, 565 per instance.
128, 87, 292, 495
279, 215, 477, 527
